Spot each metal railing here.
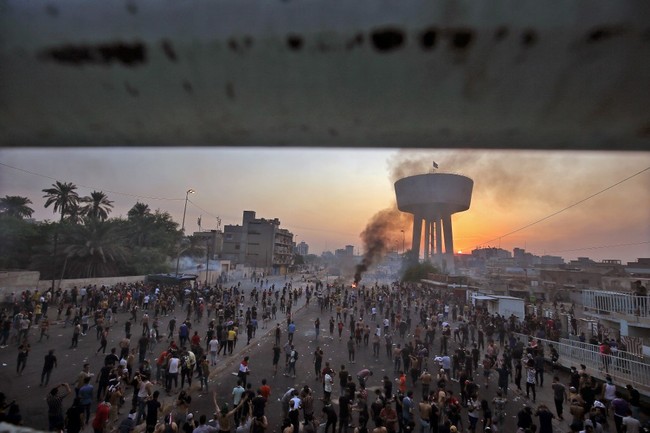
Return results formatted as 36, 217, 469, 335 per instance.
582, 290, 649, 318
512, 333, 650, 395
562, 338, 645, 362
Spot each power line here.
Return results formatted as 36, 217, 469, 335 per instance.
0, 161, 184, 201
187, 199, 226, 222
544, 240, 650, 255
476, 166, 650, 248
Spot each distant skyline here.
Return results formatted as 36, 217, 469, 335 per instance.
1, 148, 649, 264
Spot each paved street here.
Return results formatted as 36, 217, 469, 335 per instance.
0, 275, 597, 432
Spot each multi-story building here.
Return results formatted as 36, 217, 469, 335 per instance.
222, 211, 294, 274
296, 241, 309, 256
191, 229, 223, 259
335, 245, 355, 258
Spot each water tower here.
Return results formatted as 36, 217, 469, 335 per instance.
394, 166, 473, 273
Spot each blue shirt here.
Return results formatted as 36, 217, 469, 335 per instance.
79, 384, 94, 406
402, 396, 413, 422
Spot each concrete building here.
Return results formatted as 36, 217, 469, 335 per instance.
513, 248, 540, 267
625, 258, 650, 276
222, 211, 294, 274
394, 171, 473, 273
295, 241, 309, 256
540, 255, 565, 266
191, 229, 223, 259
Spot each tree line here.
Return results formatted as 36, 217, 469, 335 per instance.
0, 181, 199, 281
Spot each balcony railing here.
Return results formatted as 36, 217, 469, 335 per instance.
582, 290, 649, 318
513, 333, 650, 395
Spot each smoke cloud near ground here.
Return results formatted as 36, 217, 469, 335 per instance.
354, 206, 410, 284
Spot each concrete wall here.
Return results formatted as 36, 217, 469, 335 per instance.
37, 275, 146, 291
2, 262, 247, 295
0, 271, 40, 294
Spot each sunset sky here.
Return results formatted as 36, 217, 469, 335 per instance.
1, 148, 648, 264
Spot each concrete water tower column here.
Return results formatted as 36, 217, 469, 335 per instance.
395, 172, 473, 273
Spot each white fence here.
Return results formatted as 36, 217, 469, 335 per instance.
513, 333, 650, 395
583, 290, 649, 318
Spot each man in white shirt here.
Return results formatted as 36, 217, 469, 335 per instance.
209, 336, 219, 366
323, 373, 333, 402
232, 380, 246, 426
622, 410, 641, 433
289, 392, 302, 432
166, 354, 180, 392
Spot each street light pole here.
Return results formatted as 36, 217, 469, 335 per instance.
175, 188, 195, 276
205, 239, 210, 287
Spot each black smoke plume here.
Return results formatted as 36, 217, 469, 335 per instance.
354, 207, 409, 284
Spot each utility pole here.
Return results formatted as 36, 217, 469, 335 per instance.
175, 188, 195, 276
205, 237, 210, 286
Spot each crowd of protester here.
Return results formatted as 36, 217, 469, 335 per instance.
0, 275, 646, 433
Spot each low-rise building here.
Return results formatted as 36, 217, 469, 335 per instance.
221, 211, 294, 274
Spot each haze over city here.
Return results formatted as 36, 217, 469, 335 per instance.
1, 148, 648, 264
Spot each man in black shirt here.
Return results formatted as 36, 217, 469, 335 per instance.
251, 390, 267, 418
322, 403, 337, 433
626, 384, 641, 419
97, 365, 113, 401
338, 392, 352, 433
105, 348, 119, 367
40, 349, 57, 387
145, 391, 162, 433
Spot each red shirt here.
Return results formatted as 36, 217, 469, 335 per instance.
92, 402, 111, 430
191, 334, 201, 346
157, 350, 168, 366
259, 384, 271, 399
399, 375, 407, 393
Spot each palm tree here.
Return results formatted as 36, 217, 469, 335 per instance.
126, 202, 153, 247
81, 190, 114, 221
61, 219, 128, 278
0, 195, 34, 219
42, 181, 79, 223
42, 181, 79, 289
65, 201, 84, 225
127, 202, 151, 220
